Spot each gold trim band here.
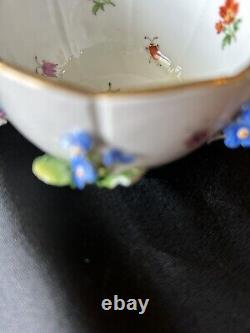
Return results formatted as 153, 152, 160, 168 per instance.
0, 60, 249, 98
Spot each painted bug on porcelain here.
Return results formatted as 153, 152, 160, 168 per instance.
144, 36, 182, 78
145, 36, 171, 63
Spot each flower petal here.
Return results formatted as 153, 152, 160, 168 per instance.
102, 149, 135, 167
223, 124, 240, 148
238, 110, 250, 125
240, 136, 250, 148
71, 156, 97, 189
224, 135, 240, 148
42, 62, 58, 69
83, 159, 97, 183
223, 123, 237, 135
62, 131, 93, 152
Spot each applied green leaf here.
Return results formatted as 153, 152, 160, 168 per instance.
97, 168, 145, 189
32, 155, 72, 187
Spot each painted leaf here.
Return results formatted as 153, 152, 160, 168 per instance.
233, 18, 242, 31
107, 0, 115, 6
222, 34, 232, 48
92, 3, 102, 15
32, 155, 72, 187
92, 0, 115, 15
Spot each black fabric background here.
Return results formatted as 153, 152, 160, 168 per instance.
1, 124, 250, 333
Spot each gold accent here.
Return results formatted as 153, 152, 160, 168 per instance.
0, 59, 249, 98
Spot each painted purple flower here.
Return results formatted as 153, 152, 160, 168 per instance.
102, 149, 135, 167
0, 108, 7, 126
71, 156, 97, 190
223, 110, 250, 148
35, 56, 58, 78
0, 109, 5, 118
62, 131, 93, 156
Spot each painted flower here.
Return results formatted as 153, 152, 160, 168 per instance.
216, 21, 225, 34
0, 108, 7, 126
215, 0, 241, 48
223, 110, 250, 148
186, 130, 209, 149
35, 56, 58, 78
62, 131, 93, 156
102, 149, 135, 167
219, 0, 239, 24
71, 156, 97, 190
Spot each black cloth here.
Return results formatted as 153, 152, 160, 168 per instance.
0, 124, 250, 333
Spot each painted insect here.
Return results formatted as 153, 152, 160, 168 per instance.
144, 36, 182, 78
108, 82, 120, 93
144, 36, 172, 66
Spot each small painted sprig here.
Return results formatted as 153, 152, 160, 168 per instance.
215, 0, 242, 49
92, 0, 116, 15
221, 18, 242, 49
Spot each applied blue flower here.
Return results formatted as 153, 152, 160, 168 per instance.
223, 110, 250, 149
102, 149, 135, 167
62, 131, 93, 152
71, 156, 97, 189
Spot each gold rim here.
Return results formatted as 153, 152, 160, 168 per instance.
0, 59, 249, 98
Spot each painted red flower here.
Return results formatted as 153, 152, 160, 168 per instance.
215, 0, 241, 48
215, 21, 224, 34
219, 0, 239, 24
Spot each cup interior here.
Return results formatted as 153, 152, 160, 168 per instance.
0, 0, 249, 92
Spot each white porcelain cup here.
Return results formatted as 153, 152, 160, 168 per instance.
0, 0, 249, 188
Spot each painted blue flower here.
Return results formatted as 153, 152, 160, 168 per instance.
62, 131, 93, 153
71, 156, 97, 189
102, 149, 135, 167
223, 110, 250, 148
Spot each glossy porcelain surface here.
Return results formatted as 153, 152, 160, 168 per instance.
0, 0, 249, 171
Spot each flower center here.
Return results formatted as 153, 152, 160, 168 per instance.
76, 166, 85, 178
70, 146, 82, 157
237, 127, 250, 140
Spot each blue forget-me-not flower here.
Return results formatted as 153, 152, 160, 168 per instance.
223, 106, 250, 149
71, 155, 97, 190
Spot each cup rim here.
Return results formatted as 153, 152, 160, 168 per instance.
0, 59, 249, 98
